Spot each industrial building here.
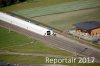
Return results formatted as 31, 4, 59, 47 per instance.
74, 21, 100, 37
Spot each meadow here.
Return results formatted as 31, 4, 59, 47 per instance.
0, 0, 75, 12
1, 0, 100, 31
0, 27, 72, 55
34, 7, 100, 31
10, 0, 100, 31
13, 0, 100, 18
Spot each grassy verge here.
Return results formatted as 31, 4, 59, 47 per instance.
2, 41, 72, 56
0, 27, 32, 48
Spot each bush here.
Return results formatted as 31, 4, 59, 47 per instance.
0, 0, 27, 8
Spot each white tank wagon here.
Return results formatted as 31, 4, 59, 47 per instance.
0, 12, 54, 36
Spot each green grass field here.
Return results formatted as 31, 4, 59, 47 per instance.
0, 0, 75, 12
0, 27, 72, 56
0, 27, 73, 64
13, 0, 100, 18
6, 0, 100, 32
1, 0, 100, 31
0, 27, 32, 48
34, 7, 100, 31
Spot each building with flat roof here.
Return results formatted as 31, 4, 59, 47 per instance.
74, 21, 100, 37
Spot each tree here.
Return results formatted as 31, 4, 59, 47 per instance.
6, 0, 12, 5
0, 0, 27, 8
19, 0, 26, 2
0, 0, 12, 6
0, 0, 18, 7
1, 0, 7, 7
10, 0, 17, 4
0, 0, 3, 7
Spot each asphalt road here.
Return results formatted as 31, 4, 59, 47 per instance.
0, 20, 100, 63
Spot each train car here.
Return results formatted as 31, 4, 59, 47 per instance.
0, 12, 54, 36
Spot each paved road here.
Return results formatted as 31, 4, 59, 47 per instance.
0, 20, 100, 62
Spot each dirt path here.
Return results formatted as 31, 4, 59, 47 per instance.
0, 51, 73, 58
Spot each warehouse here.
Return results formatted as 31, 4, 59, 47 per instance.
74, 21, 100, 37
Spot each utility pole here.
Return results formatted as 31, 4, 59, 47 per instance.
9, 21, 12, 33
9, 26, 11, 33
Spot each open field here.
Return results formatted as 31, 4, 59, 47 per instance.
34, 7, 100, 31
0, 0, 100, 31
0, 27, 72, 56
0, 0, 75, 12
13, 0, 100, 18
7, 0, 100, 31
0, 27, 31, 48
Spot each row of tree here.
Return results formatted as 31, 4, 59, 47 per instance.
0, 0, 26, 7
